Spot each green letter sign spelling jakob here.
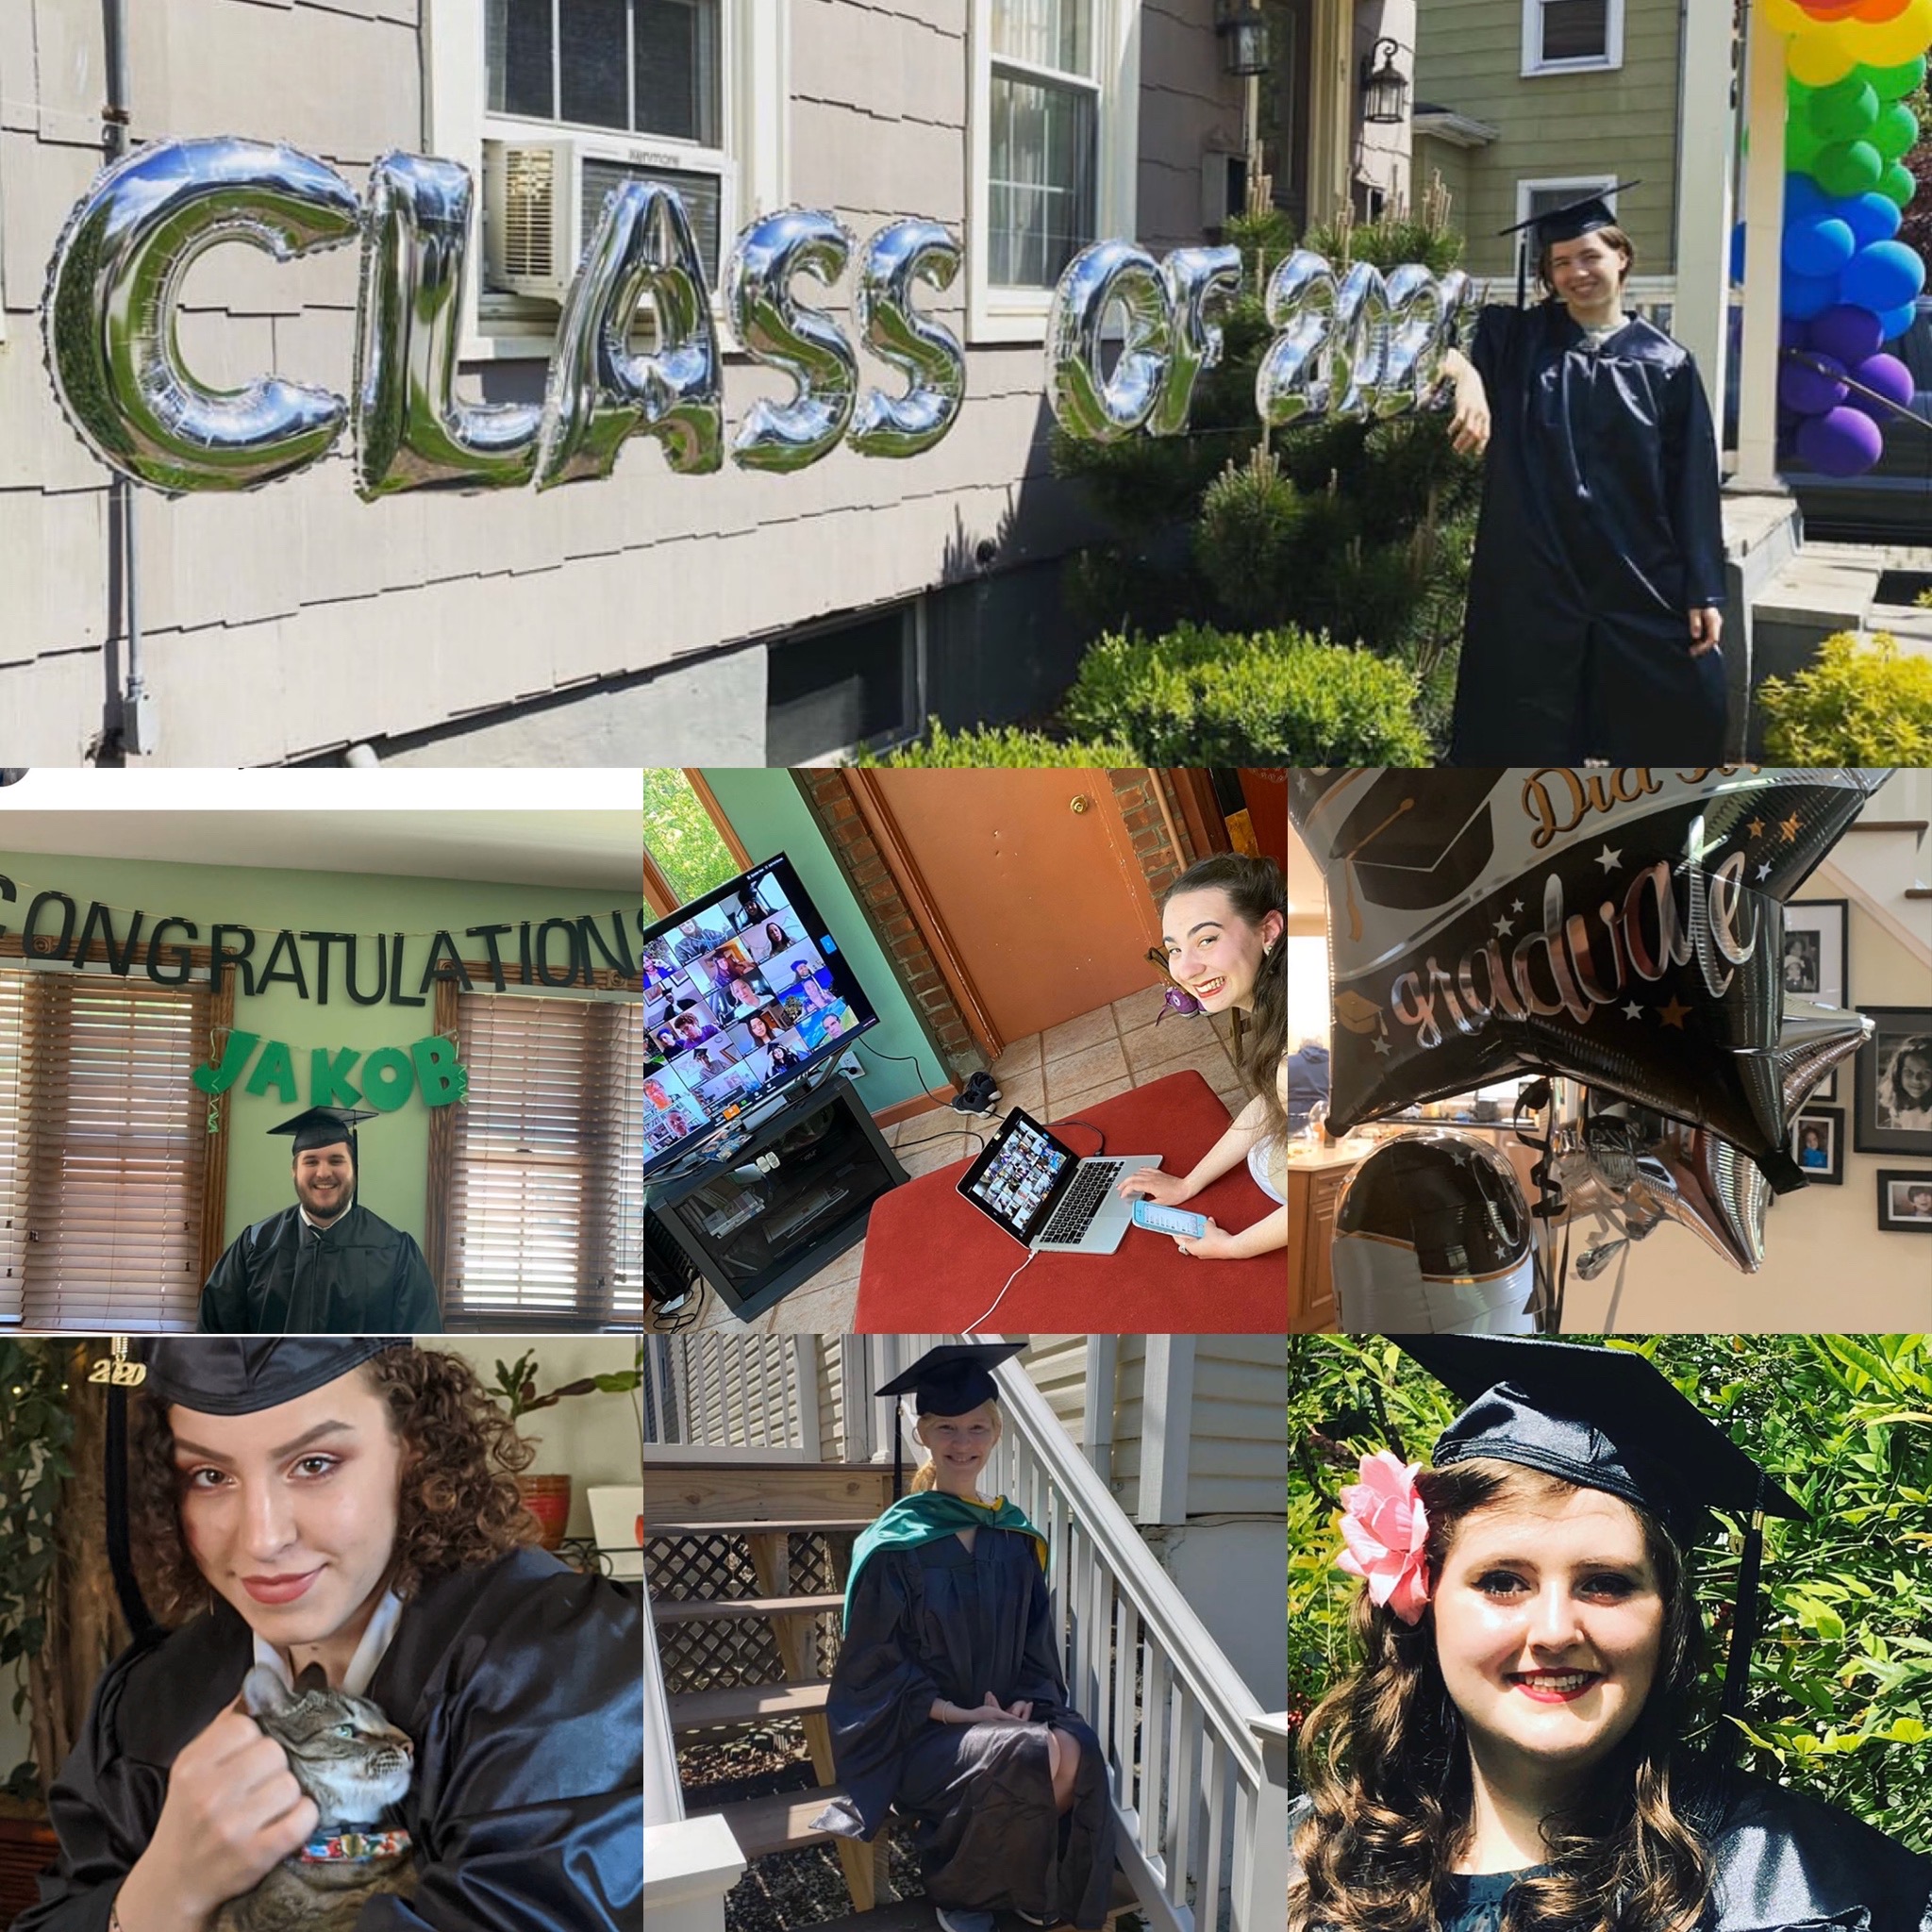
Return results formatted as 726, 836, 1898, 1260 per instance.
192, 1033, 468, 1111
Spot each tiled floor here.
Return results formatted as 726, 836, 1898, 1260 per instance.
691, 982, 1245, 1334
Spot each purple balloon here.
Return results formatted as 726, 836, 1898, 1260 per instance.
1808, 302, 1886, 364
1846, 351, 1915, 422
1781, 351, 1851, 416
1841, 240, 1926, 315
1796, 406, 1885, 477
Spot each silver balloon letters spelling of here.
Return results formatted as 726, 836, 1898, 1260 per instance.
42, 136, 1466, 495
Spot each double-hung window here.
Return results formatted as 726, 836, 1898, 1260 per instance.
1522, 0, 1623, 74
970, 0, 1137, 340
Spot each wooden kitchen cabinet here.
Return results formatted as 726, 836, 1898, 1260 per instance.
1288, 1158, 1357, 1333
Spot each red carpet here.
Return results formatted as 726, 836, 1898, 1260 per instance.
856, 1069, 1285, 1333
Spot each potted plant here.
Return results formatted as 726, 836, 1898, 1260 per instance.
491, 1348, 641, 1551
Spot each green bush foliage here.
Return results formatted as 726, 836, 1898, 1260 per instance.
1757, 631, 1932, 762
861, 722, 1138, 768
1289, 1335, 1932, 1850
1062, 622, 1431, 763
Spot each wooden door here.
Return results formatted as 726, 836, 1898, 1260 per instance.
858, 770, 1165, 1045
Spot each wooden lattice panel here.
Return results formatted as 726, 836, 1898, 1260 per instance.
648, 1529, 850, 1691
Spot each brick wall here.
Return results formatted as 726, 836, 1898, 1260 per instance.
1108, 769, 1197, 899
792, 771, 983, 1091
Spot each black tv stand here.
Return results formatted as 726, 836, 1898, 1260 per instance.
642, 1074, 908, 1321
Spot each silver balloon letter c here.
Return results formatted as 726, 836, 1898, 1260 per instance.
42, 137, 361, 493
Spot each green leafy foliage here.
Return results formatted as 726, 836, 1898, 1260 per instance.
860, 722, 1138, 768
491, 1346, 642, 1424
1062, 622, 1432, 764
1757, 631, 1932, 762
641, 768, 741, 907
1289, 1336, 1932, 1849
0, 1341, 76, 1789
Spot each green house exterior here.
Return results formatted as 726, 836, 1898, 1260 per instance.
1414, 0, 1686, 291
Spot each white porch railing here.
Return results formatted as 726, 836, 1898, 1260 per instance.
986, 1353, 1289, 1932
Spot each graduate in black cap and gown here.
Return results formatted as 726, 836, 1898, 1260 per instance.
814, 1344, 1117, 1932
1441, 189, 1730, 766
15, 1338, 641, 1932
1290, 1336, 1932, 1932
198, 1108, 442, 1334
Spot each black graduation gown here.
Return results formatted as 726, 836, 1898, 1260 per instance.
1449, 302, 1730, 766
197, 1204, 443, 1334
15, 1547, 642, 1932
1290, 1770, 1932, 1930
815, 1529, 1117, 1928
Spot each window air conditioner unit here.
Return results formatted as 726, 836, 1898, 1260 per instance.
482, 136, 735, 306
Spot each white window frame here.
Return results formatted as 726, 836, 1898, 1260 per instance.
425, 0, 787, 360
1520, 0, 1623, 75
967, 0, 1141, 344
1512, 174, 1621, 296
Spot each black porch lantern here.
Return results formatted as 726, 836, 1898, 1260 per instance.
1214, 0, 1271, 76
1360, 37, 1409, 125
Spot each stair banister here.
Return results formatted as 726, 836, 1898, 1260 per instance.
643, 1564, 684, 1826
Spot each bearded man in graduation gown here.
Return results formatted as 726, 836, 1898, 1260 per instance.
16, 1337, 641, 1932
1441, 189, 1730, 766
198, 1108, 443, 1334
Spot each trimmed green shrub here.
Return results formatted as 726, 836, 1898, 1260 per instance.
1757, 631, 1932, 762
1062, 622, 1430, 763
860, 722, 1138, 768
1290, 1335, 1932, 1849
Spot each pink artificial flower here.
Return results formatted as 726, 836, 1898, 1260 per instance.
1335, 1449, 1432, 1625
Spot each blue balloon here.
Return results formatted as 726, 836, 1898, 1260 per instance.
1785, 173, 1830, 222
1731, 223, 1748, 283
1841, 240, 1926, 315
1784, 216, 1857, 278
1842, 190, 1903, 248
1875, 300, 1918, 342
1782, 270, 1844, 321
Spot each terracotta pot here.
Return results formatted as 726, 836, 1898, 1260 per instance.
0, 1807, 57, 1926
518, 1474, 573, 1550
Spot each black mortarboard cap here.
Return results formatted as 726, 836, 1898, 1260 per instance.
1399, 1334, 1807, 1731
1498, 181, 1641, 306
141, 1337, 408, 1414
875, 1343, 1025, 1502
270, 1106, 377, 1159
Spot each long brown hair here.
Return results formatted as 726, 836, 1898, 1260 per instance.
1160, 853, 1286, 1145
131, 1344, 540, 1624
1291, 1461, 1714, 1932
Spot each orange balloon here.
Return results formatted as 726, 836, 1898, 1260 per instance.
1854, 0, 1913, 21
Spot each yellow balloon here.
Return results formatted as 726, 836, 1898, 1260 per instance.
1788, 30, 1860, 83
1859, 0, 1932, 63
1760, 0, 1812, 29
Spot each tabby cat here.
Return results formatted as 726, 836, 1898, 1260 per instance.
209, 1665, 418, 1932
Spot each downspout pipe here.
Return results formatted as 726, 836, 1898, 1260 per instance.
101, 0, 152, 758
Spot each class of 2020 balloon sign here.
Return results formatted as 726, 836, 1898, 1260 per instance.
40, 135, 1474, 498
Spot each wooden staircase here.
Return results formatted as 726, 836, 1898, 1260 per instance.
644, 1458, 897, 1918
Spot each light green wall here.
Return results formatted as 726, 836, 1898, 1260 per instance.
0, 852, 639, 1245
1416, 0, 1682, 278
694, 772, 947, 1111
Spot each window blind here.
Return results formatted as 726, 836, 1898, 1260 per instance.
446, 993, 643, 1324
1540, 0, 1609, 63
2, 968, 210, 1330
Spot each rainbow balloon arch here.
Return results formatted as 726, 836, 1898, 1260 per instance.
1766, 0, 1930, 477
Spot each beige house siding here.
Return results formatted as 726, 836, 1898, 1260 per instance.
1413, 0, 1682, 281
1109, 1335, 1287, 1520
0, 0, 1235, 765
1137, 1, 1245, 251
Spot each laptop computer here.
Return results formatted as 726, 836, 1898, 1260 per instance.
955, 1108, 1161, 1255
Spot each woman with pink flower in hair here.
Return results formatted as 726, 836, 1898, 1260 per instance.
1291, 1336, 1932, 1932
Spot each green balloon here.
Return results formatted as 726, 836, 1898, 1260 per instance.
1814, 139, 1885, 198
1878, 159, 1918, 208
1873, 103, 1920, 163
1787, 120, 1824, 173
1858, 54, 1927, 104
1812, 81, 1880, 143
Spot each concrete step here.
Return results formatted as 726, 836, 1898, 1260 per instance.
669, 1678, 831, 1728
654, 1592, 843, 1624
692, 1784, 847, 1857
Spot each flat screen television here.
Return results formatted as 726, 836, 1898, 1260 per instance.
639, 853, 879, 1177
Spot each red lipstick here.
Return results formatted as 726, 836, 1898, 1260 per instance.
242, 1569, 321, 1605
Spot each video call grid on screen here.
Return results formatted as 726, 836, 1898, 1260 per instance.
640, 859, 873, 1166
964, 1116, 1074, 1238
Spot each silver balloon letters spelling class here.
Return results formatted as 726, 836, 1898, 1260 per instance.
40, 135, 1474, 499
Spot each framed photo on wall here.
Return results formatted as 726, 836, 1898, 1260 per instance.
1790, 1104, 1845, 1185
1786, 900, 1850, 1100
1874, 1170, 1932, 1232
1855, 1008, 1932, 1157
